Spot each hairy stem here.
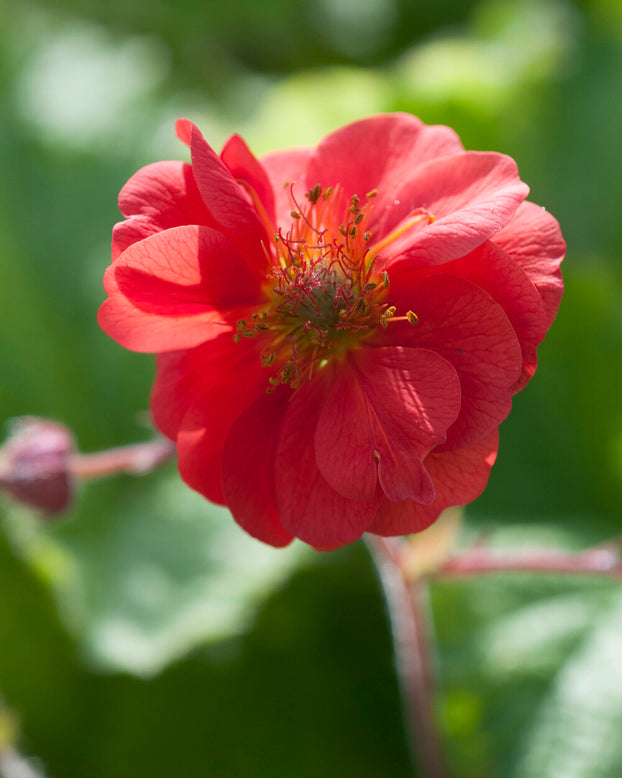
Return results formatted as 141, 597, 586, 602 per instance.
437, 545, 622, 580
69, 438, 176, 480
367, 535, 449, 778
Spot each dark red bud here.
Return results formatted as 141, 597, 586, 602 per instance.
0, 417, 75, 516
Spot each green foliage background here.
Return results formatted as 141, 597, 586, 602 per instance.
0, 0, 621, 775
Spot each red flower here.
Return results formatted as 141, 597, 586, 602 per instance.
99, 114, 564, 549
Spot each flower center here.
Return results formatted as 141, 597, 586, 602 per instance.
234, 184, 419, 391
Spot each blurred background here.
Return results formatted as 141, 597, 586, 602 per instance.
0, 0, 621, 775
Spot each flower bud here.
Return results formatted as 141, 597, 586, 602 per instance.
0, 417, 75, 516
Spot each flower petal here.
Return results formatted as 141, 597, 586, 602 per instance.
222, 389, 293, 547
112, 160, 212, 260
375, 152, 529, 266
306, 113, 463, 206
175, 342, 267, 504
385, 274, 522, 450
99, 225, 260, 352
150, 336, 235, 440
187, 122, 271, 273
221, 134, 276, 232
369, 429, 499, 535
260, 147, 313, 229
493, 201, 565, 328
391, 240, 548, 392
273, 374, 380, 548
315, 348, 461, 504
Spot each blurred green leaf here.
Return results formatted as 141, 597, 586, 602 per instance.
3, 469, 309, 676
433, 523, 622, 777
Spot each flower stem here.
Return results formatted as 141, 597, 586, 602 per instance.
436, 544, 622, 580
366, 535, 449, 778
69, 438, 176, 480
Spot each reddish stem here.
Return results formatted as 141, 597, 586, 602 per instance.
436, 545, 622, 580
367, 535, 449, 778
69, 438, 176, 480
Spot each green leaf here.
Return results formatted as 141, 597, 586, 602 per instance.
4, 467, 309, 677
513, 591, 622, 778
432, 523, 622, 777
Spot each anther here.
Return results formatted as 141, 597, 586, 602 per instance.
381, 306, 397, 328
366, 189, 378, 199
291, 210, 301, 219
305, 184, 322, 204
364, 282, 378, 291
382, 270, 390, 289
254, 322, 270, 331
281, 361, 295, 384
406, 310, 419, 325
236, 320, 247, 332
354, 213, 364, 225
261, 353, 276, 367
322, 187, 333, 200
352, 298, 369, 316
363, 231, 372, 241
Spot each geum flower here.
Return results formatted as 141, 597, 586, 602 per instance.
99, 113, 564, 550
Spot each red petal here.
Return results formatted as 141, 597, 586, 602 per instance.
175, 118, 193, 146
386, 274, 522, 450
221, 134, 276, 232
260, 147, 313, 229
315, 348, 461, 504
306, 113, 463, 206
273, 374, 379, 549
222, 389, 293, 547
369, 429, 499, 536
188, 123, 270, 273
391, 241, 548, 392
150, 335, 237, 440
100, 225, 260, 353
175, 344, 267, 504
376, 152, 529, 266
112, 160, 212, 259
493, 201, 565, 328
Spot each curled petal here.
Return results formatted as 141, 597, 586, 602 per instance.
493, 200, 565, 328
99, 225, 260, 352
274, 374, 380, 549
369, 429, 499, 535
151, 335, 238, 440
306, 113, 463, 208
186, 121, 271, 273
221, 134, 276, 232
386, 274, 522, 450
391, 241, 548, 392
315, 348, 461, 504
112, 161, 212, 260
375, 152, 529, 266
222, 389, 293, 547
175, 343, 267, 504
